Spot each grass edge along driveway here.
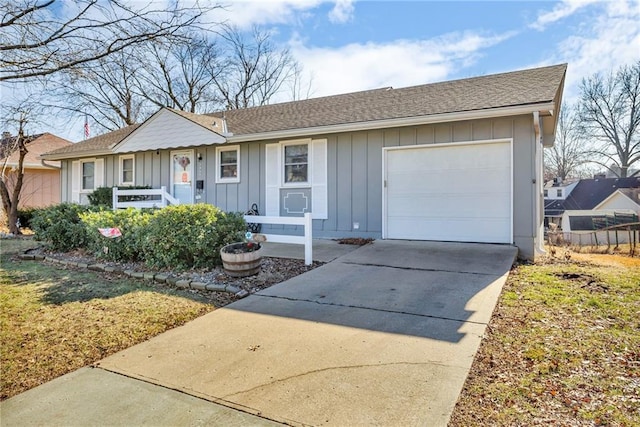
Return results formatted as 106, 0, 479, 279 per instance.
450, 254, 640, 426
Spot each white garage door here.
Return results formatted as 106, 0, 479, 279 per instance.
384, 140, 512, 244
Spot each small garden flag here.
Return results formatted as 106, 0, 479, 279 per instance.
98, 228, 122, 238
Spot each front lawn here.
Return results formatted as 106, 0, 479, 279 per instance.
0, 238, 215, 400
450, 253, 640, 426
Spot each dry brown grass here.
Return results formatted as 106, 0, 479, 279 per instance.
0, 238, 215, 400
450, 252, 640, 426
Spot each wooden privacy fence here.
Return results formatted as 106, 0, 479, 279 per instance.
112, 186, 179, 210
244, 213, 313, 265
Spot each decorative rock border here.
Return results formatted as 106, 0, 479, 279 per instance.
18, 253, 250, 299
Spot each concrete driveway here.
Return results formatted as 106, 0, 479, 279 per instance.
2, 240, 516, 426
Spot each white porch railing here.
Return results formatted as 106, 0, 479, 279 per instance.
112, 186, 180, 210
244, 213, 313, 265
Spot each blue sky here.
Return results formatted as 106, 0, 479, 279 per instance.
210, 0, 639, 104
7, 0, 640, 141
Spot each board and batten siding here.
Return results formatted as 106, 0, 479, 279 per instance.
60, 114, 539, 258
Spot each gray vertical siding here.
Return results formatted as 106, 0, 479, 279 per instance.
60, 114, 539, 257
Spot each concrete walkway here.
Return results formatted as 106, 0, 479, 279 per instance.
1, 240, 517, 426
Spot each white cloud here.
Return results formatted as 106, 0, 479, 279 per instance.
538, 0, 640, 101
208, 0, 323, 29
287, 31, 514, 99
530, 0, 601, 31
328, 0, 355, 24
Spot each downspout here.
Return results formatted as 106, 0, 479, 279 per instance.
533, 111, 546, 255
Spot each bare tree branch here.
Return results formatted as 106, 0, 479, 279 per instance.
578, 60, 640, 177
0, 0, 215, 82
544, 103, 590, 181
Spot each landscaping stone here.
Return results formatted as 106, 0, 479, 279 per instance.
190, 281, 207, 291
88, 264, 106, 272
176, 280, 190, 289
143, 273, 155, 281
76, 263, 89, 269
166, 276, 179, 286
131, 272, 145, 279
205, 283, 227, 292
123, 270, 135, 277
154, 274, 169, 283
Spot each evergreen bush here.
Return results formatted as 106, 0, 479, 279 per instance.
30, 203, 95, 251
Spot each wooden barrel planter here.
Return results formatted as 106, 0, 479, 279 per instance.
220, 242, 262, 277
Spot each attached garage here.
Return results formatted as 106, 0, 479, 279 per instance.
383, 139, 513, 244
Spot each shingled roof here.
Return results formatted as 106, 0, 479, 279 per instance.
545, 177, 640, 216
43, 124, 140, 158
43, 63, 566, 159
1, 133, 72, 167
212, 63, 567, 135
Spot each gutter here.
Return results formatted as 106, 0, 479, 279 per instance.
40, 101, 556, 159
227, 102, 556, 143
40, 159, 61, 169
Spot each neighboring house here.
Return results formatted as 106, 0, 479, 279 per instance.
0, 132, 72, 209
543, 179, 579, 201
545, 177, 640, 219
41, 64, 567, 260
543, 177, 640, 242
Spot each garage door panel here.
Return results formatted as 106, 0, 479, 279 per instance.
385, 141, 512, 244
388, 168, 510, 194
387, 194, 510, 218
387, 217, 511, 243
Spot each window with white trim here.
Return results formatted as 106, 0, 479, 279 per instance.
119, 155, 135, 185
81, 161, 95, 191
215, 145, 239, 183
283, 142, 309, 184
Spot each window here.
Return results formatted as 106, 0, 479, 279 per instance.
544, 189, 548, 197
119, 155, 135, 185
556, 189, 562, 198
82, 161, 94, 190
283, 143, 308, 184
215, 146, 239, 183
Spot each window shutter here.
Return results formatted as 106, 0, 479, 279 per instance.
311, 139, 328, 219
71, 161, 80, 203
265, 143, 281, 216
94, 159, 104, 188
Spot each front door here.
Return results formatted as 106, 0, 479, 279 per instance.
171, 150, 194, 204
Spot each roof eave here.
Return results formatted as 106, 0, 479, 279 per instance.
226, 102, 557, 143
40, 149, 112, 161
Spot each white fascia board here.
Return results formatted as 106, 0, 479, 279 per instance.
40, 149, 112, 161
227, 102, 556, 143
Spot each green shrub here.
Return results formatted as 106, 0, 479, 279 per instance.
143, 204, 246, 269
30, 203, 96, 251
88, 186, 152, 208
80, 208, 153, 262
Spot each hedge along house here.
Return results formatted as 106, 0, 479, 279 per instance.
41, 64, 567, 260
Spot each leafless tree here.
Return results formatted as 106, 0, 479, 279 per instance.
46, 49, 149, 131
0, 0, 213, 82
44, 26, 306, 134
0, 104, 36, 234
544, 104, 590, 181
213, 26, 299, 109
136, 35, 225, 113
579, 61, 640, 177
